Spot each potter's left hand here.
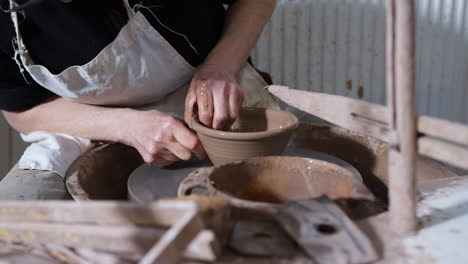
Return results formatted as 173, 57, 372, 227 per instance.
185, 63, 244, 130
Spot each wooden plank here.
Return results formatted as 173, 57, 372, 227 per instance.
140, 208, 203, 264
0, 221, 216, 262
0, 222, 165, 254
418, 137, 468, 170
268, 84, 468, 148
418, 115, 468, 146
0, 201, 193, 226
417, 176, 468, 194
386, 0, 396, 131
140, 197, 227, 263
0, 200, 219, 262
267, 85, 389, 142
267, 84, 468, 176
268, 84, 468, 147
388, 0, 418, 235
386, 0, 399, 242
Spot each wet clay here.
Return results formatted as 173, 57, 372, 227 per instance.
212, 158, 366, 204
191, 108, 299, 165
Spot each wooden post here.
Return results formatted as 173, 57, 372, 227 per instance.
387, 0, 418, 236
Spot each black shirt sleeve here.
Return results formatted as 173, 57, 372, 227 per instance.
0, 51, 55, 111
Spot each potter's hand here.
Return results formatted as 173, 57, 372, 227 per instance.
122, 110, 205, 166
184, 0, 275, 129
185, 63, 244, 130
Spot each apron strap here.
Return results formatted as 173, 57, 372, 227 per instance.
8, 0, 31, 83
122, 0, 135, 18
8, 0, 25, 54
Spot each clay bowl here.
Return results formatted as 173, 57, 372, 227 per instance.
177, 156, 375, 217
191, 108, 299, 165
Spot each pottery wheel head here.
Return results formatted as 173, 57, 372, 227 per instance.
127, 159, 212, 202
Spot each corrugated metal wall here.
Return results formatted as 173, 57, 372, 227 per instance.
2, 0, 468, 175
252, 0, 468, 123
415, 0, 468, 122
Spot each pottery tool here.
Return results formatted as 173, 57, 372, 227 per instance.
0, 200, 219, 263
267, 85, 468, 171
275, 196, 378, 264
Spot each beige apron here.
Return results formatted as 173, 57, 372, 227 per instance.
8, 0, 278, 176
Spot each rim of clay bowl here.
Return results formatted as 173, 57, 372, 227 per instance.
191, 108, 299, 140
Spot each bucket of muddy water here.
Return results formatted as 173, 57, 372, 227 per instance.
178, 156, 374, 217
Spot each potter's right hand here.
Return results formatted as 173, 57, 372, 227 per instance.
121, 110, 205, 166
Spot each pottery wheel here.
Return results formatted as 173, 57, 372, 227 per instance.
127, 147, 362, 202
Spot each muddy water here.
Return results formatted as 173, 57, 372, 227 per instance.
211, 157, 362, 204
234, 170, 358, 203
